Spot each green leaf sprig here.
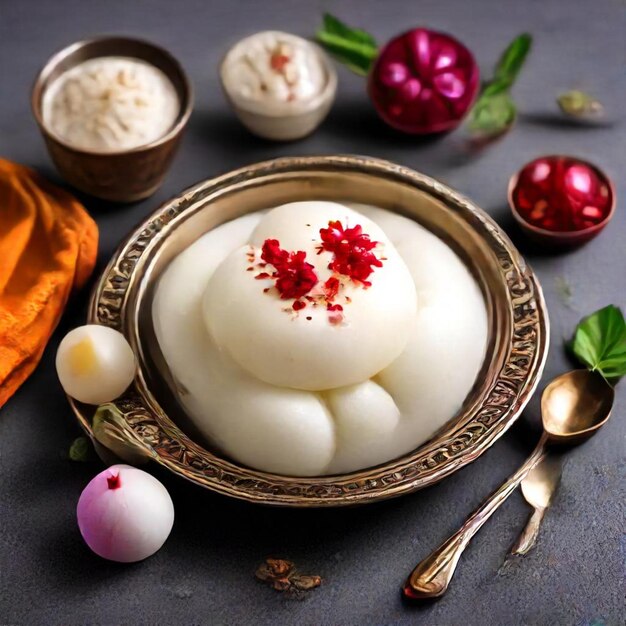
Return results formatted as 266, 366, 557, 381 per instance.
316, 13, 378, 76
467, 33, 532, 139
68, 436, 91, 462
571, 305, 626, 382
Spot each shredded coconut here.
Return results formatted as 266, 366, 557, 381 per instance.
43, 56, 179, 152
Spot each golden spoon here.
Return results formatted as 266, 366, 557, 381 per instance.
510, 454, 563, 557
404, 370, 614, 600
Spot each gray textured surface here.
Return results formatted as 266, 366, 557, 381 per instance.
0, 1, 625, 624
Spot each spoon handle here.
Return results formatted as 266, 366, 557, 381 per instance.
510, 506, 546, 556
404, 434, 548, 600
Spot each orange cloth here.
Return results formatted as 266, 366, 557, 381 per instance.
0, 159, 98, 407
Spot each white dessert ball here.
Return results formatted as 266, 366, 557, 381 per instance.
326, 380, 401, 474
77, 465, 174, 562
202, 202, 417, 391
203, 383, 337, 476
56, 325, 136, 404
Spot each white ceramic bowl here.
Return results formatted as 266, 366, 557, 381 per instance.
219, 31, 337, 141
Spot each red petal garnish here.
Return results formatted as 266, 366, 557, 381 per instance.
323, 276, 340, 301
327, 303, 344, 326
255, 222, 383, 323
317, 221, 383, 286
270, 52, 291, 73
261, 239, 318, 300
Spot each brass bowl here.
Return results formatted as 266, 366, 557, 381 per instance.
31, 36, 193, 203
507, 155, 616, 249
70, 155, 549, 506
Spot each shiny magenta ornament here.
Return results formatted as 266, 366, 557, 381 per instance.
368, 29, 480, 134
508, 155, 615, 248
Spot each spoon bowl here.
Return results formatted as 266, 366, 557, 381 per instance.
542, 370, 614, 444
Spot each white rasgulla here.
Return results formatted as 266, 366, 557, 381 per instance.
202, 201, 417, 391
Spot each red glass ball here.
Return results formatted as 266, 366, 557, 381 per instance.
509, 156, 615, 247
368, 28, 479, 134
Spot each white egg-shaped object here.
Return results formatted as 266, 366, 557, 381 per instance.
77, 464, 174, 562
56, 325, 136, 404
202, 202, 417, 390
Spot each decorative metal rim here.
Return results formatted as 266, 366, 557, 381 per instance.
70, 155, 549, 507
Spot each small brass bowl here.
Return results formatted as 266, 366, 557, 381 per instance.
70, 156, 549, 507
508, 155, 616, 249
31, 36, 193, 202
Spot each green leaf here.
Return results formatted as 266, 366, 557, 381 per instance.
492, 33, 532, 91
68, 436, 91, 462
316, 13, 378, 76
466, 33, 532, 140
322, 13, 377, 48
467, 92, 516, 137
571, 305, 626, 381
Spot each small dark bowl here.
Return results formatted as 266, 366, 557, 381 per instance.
508, 155, 615, 249
31, 36, 193, 203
